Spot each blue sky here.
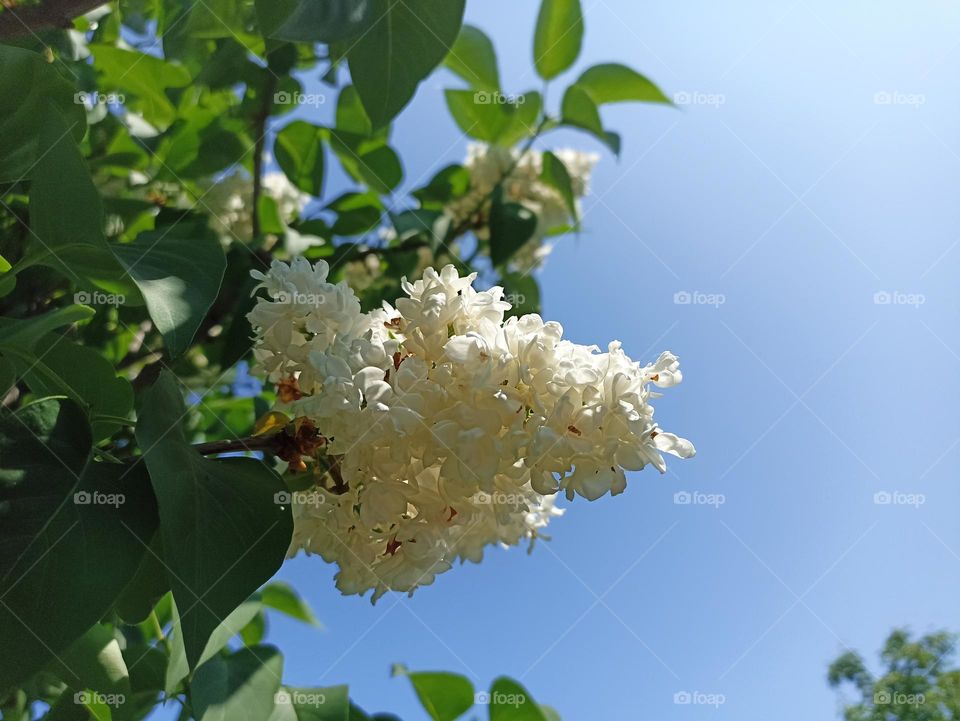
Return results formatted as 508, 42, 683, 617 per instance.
161, 1, 960, 718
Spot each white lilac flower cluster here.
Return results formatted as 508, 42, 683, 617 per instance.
204, 171, 311, 244
445, 143, 599, 270
248, 258, 694, 602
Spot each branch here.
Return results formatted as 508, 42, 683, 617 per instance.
251, 73, 278, 240
0, 0, 105, 39
193, 433, 284, 455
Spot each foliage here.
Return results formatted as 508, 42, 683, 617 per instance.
0, 0, 670, 718
829, 629, 960, 721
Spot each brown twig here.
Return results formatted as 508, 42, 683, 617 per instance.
0, 0, 105, 39
193, 433, 284, 455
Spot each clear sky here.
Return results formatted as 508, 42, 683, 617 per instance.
159, 1, 960, 719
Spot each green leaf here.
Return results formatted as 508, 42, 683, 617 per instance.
326, 191, 384, 236
269, 685, 351, 721
59, 624, 131, 697
329, 130, 403, 194
560, 85, 621, 156
0, 45, 86, 183
21, 333, 134, 441
258, 582, 321, 627
444, 24, 499, 90
500, 273, 541, 316
29, 109, 130, 292
90, 44, 192, 130
136, 371, 293, 670
0, 399, 158, 689
488, 677, 547, 721
444, 90, 541, 144
347, 0, 467, 129
335, 85, 375, 137
489, 188, 537, 267
275, 121, 326, 196
272, 0, 376, 43
112, 226, 226, 357
575, 63, 671, 105
533, 0, 583, 80
0, 304, 94, 349
0, 254, 10, 273
165, 599, 265, 694
404, 672, 474, 721
192, 646, 283, 721
412, 164, 471, 209
540, 151, 577, 222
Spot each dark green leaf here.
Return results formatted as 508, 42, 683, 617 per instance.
192, 646, 283, 721
540, 151, 577, 222
136, 371, 293, 670
326, 191, 384, 236
575, 63, 671, 105
347, 0, 467, 128
0, 399, 157, 689
273, 0, 376, 43
489, 677, 547, 721
489, 188, 537, 267
533, 0, 583, 80
412, 164, 471, 208
112, 226, 226, 357
0, 46, 86, 183
59, 624, 131, 697
275, 121, 326, 196
444, 24, 499, 90
560, 85, 620, 156
29, 109, 130, 293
